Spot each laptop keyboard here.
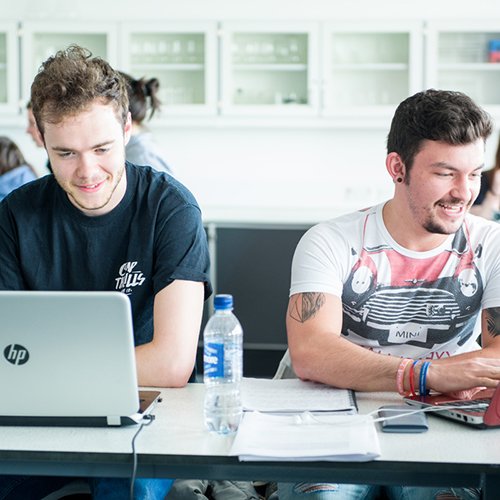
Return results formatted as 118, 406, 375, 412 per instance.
437, 399, 490, 413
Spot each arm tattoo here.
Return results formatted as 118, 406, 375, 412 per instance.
485, 307, 500, 338
288, 293, 326, 323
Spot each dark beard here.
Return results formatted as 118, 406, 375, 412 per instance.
422, 219, 455, 235
423, 200, 468, 235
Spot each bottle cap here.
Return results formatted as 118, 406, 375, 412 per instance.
214, 294, 233, 310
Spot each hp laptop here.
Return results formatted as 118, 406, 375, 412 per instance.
404, 385, 500, 428
0, 291, 160, 426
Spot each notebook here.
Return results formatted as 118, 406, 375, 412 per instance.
0, 290, 161, 427
404, 384, 500, 428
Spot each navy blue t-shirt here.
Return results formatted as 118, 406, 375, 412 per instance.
0, 162, 212, 347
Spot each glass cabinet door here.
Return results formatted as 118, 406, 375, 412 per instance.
221, 21, 319, 116
120, 22, 218, 116
0, 21, 19, 114
322, 21, 423, 118
426, 20, 500, 118
21, 21, 118, 106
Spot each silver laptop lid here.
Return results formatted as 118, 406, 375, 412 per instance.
0, 291, 139, 421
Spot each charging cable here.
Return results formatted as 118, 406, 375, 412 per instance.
291, 403, 490, 427
130, 414, 155, 500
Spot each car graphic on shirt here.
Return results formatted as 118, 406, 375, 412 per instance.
341, 224, 482, 350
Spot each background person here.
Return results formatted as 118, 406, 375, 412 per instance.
0, 45, 210, 500
120, 72, 176, 176
26, 101, 44, 148
0, 136, 37, 201
470, 133, 500, 221
277, 89, 500, 500
26, 100, 52, 173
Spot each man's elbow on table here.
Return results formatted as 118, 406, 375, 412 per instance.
288, 343, 324, 383
159, 361, 195, 388
137, 348, 196, 388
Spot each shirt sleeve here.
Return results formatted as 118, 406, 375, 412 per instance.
153, 203, 212, 299
477, 221, 500, 311
289, 221, 351, 298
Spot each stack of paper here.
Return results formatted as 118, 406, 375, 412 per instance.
232, 378, 379, 462
241, 377, 356, 413
230, 411, 380, 462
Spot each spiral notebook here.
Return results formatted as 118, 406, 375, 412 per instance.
241, 378, 357, 414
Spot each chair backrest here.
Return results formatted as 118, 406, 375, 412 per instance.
273, 349, 298, 380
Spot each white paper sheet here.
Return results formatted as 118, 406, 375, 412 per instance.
241, 377, 356, 413
230, 411, 380, 462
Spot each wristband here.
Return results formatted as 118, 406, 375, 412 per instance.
396, 358, 413, 396
409, 360, 422, 397
419, 361, 432, 396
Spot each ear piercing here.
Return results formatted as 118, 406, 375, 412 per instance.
397, 178, 403, 183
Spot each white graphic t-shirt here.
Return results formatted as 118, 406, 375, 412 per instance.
290, 202, 500, 360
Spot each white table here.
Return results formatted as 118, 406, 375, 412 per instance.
1, 384, 500, 499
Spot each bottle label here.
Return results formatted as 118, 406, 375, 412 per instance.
204, 342, 224, 378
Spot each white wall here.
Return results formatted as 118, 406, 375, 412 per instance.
6, 0, 500, 21
2, 0, 499, 224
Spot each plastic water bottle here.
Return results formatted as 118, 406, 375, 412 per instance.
203, 294, 243, 434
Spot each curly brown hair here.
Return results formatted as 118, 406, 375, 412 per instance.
30, 45, 129, 137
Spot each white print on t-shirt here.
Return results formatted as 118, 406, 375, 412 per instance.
115, 261, 146, 295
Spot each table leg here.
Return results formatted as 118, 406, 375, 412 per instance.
481, 471, 500, 500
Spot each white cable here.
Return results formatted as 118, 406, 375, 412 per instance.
130, 416, 155, 500
291, 403, 489, 427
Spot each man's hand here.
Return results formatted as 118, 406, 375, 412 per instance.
426, 358, 500, 395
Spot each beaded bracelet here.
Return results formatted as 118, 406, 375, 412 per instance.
409, 360, 422, 397
419, 361, 432, 396
396, 358, 413, 396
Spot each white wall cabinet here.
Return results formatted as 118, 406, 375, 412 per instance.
119, 21, 218, 116
426, 20, 500, 118
5, 18, 500, 124
219, 20, 423, 120
20, 21, 118, 107
0, 22, 19, 115
220, 21, 320, 116
322, 21, 424, 118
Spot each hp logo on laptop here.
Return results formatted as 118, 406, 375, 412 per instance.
3, 344, 29, 365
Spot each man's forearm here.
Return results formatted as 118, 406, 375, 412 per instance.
289, 330, 402, 392
287, 294, 500, 394
136, 280, 204, 388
